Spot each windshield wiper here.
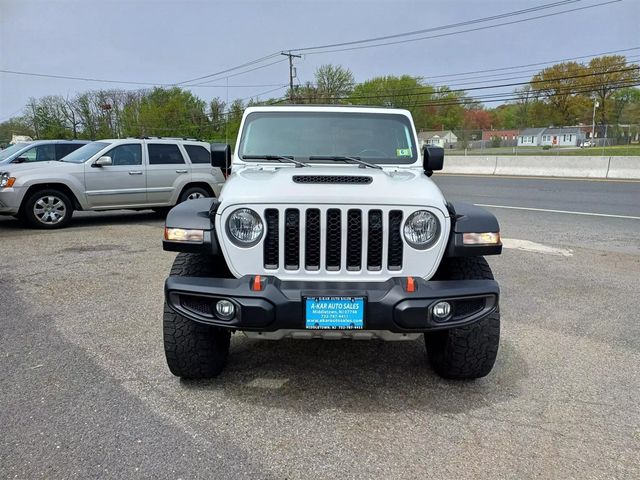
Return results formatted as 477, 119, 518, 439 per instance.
242, 154, 308, 168
308, 155, 382, 170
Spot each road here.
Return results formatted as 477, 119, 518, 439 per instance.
1, 176, 639, 479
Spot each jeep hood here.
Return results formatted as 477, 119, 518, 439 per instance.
219, 166, 449, 214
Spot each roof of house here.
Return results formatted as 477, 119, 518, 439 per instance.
418, 130, 456, 140
543, 127, 582, 135
519, 128, 546, 136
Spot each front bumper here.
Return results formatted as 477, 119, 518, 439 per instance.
0, 187, 23, 215
165, 275, 499, 333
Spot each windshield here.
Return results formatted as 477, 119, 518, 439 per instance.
60, 141, 109, 163
238, 111, 418, 164
0, 143, 31, 162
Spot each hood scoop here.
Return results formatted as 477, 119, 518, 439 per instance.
292, 175, 372, 184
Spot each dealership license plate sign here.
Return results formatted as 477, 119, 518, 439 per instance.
305, 296, 365, 329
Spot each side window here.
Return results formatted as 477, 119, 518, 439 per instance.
56, 143, 84, 160
17, 147, 37, 162
148, 144, 186, 165
184, 145, 211, 164
106, 144, 142, 166
36, 144, 56, 161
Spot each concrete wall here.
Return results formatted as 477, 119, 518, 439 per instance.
441, 155, 640, 180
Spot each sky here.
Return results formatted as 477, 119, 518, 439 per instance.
1, 0, 639, 120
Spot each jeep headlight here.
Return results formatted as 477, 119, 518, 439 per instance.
0, 173, 16, 188
227, 208, 264, 247
403, 210, 439, 249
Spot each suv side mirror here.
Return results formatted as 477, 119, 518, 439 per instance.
94, 156, 112, 167
422, 146, 444, 176
211, 143, 231, 177
14, 156, 28, 164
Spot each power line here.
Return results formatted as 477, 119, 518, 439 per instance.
292, 0, 581, 52
296, 0, 621, 56
285, 66, 640, 103
175, 52, 282, 85
181, 58, 288, 87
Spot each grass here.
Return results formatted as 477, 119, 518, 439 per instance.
446, 145, 640, 156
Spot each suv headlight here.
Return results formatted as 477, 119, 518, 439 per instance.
0, 173, 16, 188
227, 208, 264, 247
403, 210, 439, 249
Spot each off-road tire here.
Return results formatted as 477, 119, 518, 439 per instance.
23, 189, 74, 229
179, 186, 209, 203
425, 256, 500, 380
163, 253, 232, 379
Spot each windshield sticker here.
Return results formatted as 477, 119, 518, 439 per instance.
396, 148, 412, 157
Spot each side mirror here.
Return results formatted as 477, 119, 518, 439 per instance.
422, 146, 444, 176
211, 143, 231, 177
94, 156, 113, 167
13, 157, 28, 164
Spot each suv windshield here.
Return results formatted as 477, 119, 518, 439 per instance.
60, 141, 109, 163
238, 111, 418, 164
0, 143, 31, 162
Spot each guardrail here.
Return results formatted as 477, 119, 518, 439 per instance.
441, 156, 640, 180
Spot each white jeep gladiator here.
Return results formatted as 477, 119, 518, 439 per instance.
162, 105, 502, 380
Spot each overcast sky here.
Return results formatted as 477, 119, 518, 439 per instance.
1, 0, 638, 120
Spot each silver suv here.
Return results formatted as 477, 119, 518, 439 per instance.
0, 138, 226, 228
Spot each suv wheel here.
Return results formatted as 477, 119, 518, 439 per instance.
23, 189, 73, 229
163, 253, 232, 379
424, 257, 500, 379
179, 187, 209, 203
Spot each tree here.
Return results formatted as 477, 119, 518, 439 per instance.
0, 116, 34, 144
530, 61, 586, 125
291, 64, 354, 104
585, 56, 640, 127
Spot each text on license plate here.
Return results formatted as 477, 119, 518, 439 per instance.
305, 296, 365, 329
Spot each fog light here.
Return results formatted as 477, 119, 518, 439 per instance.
432, 301, 451, 320
215, 300, 236, 320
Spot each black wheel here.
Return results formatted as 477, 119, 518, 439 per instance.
163, 253, 232, 379
425, 257, 500, 379
179, 186, 209, 203
23, 189, 73, 229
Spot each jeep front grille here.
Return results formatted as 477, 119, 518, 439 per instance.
262, 207, 403, 272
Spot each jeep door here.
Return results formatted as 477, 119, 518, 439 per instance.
84, 143, 147, 208
145, 142, 189, 205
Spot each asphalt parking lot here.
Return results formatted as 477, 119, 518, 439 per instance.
1, 176, 639, 479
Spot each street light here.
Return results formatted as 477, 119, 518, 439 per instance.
591, 100, 599, 144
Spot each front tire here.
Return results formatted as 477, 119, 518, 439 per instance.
179, 186, 209, 203
425, 257, 500, 379
23, 189, 73, 229
163, 253, 231, 379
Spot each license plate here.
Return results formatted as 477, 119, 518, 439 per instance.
305, 296, 365, 330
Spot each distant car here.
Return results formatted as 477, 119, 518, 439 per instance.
0, 140, 90, 165
0, 137, 225, 228
580, 140, 595, 148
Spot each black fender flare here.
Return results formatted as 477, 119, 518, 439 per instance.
445, 202, 502, 257
162, 197, 220, 255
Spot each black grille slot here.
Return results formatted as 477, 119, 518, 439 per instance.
263, 209, 279, 269
346, 209, 362, 270
367, 210, 383, 270
387, 210, 403, 270
326, 209, 342, 270
284, 209, 300, 269
293, 175, 372, 184
181, 295, 212, 317
305, 209, 321, 270
453, 298, 486, 319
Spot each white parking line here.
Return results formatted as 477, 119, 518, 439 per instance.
502, 238, 573, 257
475, 204, 640, 220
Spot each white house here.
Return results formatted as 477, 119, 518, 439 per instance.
540, 127, 585, 147
418, 130, 458, 148
517, 128, 545, 147
518, 127, 586, 147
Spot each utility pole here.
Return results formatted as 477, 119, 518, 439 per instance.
281, 51, 301, 103
591, 100, 599, 144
